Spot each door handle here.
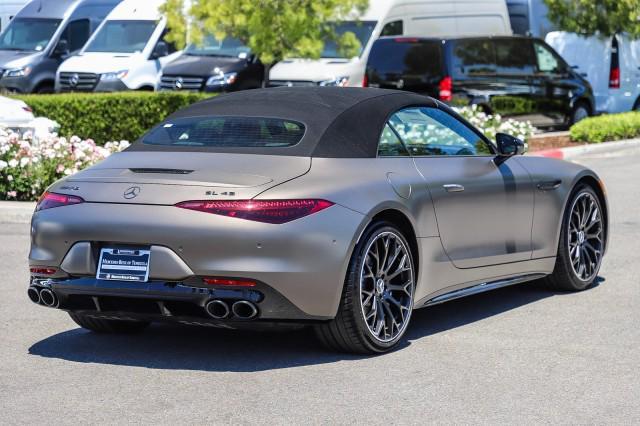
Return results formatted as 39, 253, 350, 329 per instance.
443, 184, 465, 193
537, 180, 562, 191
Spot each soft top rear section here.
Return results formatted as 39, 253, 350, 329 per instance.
126, 87, 437, 159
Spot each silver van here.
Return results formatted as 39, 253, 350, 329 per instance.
0, 0, 120, 93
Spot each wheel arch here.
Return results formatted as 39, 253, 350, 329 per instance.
573, 174, 609, 253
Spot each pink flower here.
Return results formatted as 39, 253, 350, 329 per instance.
56, 164, 65, 173
7, 191, 17, 198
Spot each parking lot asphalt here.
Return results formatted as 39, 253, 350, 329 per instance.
1, 147, 639, 425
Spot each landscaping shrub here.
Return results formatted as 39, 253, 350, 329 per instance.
13, 92, 211, 145
570, 111, 640, 143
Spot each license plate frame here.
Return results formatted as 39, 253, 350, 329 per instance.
96, 248, 151, 283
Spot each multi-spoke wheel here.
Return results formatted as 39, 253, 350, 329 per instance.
315, 221, 416, 354
544, 185, 606, 291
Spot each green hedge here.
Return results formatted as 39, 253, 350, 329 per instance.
570, 111, 640, 143
13, 92, 212, 144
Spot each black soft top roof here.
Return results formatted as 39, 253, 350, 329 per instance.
128, 87, 438, 158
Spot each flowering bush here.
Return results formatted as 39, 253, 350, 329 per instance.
455, 105, 535, 143
0, 127, 129, 201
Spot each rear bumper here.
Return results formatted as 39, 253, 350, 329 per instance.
29, 202, 366, 318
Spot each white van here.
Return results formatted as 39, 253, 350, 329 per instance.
269, 0, 512, 88
0, 0, 28, 35
55, 0, 181, 92
546, 31, 640, 114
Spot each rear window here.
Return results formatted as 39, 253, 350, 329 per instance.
451, 39, 496, 78
142, 116, 306, 148
368, 39, 443, 83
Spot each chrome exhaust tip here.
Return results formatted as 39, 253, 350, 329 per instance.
232, 300, 258, 320
27, 287, 41, 304
205, 299, 230, 319
39, 288, 58, 308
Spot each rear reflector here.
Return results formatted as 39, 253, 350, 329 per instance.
30, 267, 57, 275
175, 199, 334, 224
203, 278, 256, 287
35, 192, 84, 212
439, 76, 453, 101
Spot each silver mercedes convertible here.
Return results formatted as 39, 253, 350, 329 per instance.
28, 88, 608, 354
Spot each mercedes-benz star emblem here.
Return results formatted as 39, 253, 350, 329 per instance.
123, 186, 141, 199
69, 73, 79, 87
174, 77, 183, 90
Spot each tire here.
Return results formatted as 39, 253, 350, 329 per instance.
543, 185, 605, 291
570, 103, 590, 125
314, 221, 417, 354
68, 312, 150, 334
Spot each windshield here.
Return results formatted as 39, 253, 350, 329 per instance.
185, 35, 251, 58
143, 116, 305, 148
0, 18, 62, 52
85, 20, 157, 53
321, 20, 377, 59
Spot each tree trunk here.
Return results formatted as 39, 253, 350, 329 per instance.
262, 63, 272, 88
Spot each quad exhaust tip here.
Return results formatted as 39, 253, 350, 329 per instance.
27, 287, 41, 304
232, 300, 258, 320
205, 299, 230, 319
39, 288, 59, 308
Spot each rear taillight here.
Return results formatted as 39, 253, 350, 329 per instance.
609, 67, 620, 89
362, 73, 368, 87
439, 76, 453, 101
22, 106, 33, 113
35, 192, 84, 212
175, 199, 334, 224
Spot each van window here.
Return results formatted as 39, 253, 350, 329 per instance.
368, 39, 443, 84
0, 18, 62, 52
494, 38, 535, 75
85, 20, 157, 54
61, 19, 91, 52
381, 20, 403, 37
321, 21, 377, 58
533, 41, 563, 74
452, 39, 496, 78
185, 34, 249, 58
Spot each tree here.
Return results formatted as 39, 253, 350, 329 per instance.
544, 0, 640, 37
161, 0, 369, 84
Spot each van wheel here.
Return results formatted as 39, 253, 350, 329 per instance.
35, 84, 54, 94
570, 103, 590, 125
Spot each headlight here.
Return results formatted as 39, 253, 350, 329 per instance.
4, 66, 32, 78
319, 76, 349, 87
100, 70, 129, 81
206, 72, 238, 87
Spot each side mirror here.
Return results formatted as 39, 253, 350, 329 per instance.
496, 133, 527, 157
53, 39, 70, 58
150, 41, 169, 59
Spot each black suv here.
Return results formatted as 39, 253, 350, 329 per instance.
365, 36, 594, 128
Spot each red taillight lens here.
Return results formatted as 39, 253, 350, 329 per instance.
203, 277, 256, 287
362, 73, 368, 87
30, 267, 57, 275
23, 106, 33, 113
439, 76, 453, 101
609, 67, 620, 88
35, 192, 84, 212
175, 199, 334, 224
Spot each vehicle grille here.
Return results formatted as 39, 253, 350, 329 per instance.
58, 72, 98, 92
268, 80, 318, 88
160, 75, 205, 91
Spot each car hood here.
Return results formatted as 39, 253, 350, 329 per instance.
269, 58, 354, 82
163, 54, 247, 77
0, 50, 40, 69
59, 53, 141, 74
51, 151, 312, 205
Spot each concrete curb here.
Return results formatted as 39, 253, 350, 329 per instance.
0, 202, 35, 225
531, 138, 640, 160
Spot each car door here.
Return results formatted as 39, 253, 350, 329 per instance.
388, 106, 534, 268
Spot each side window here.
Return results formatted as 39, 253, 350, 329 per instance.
533, 41, 563, 74
160, 30, 178, 54
378, 124, 409, 157
62, 19, 91, 52
380, 20, 403, 37
452, 39, 496, 78
494, 38, 535, 75
388, 107, 493, 156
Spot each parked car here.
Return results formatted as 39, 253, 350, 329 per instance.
56, 0, 180, 92
547, 31, 640, 114
26, 87, 608, 354
507, 0, 556, 38
159, 34, 264, 92
269, 0, 512, 88
0, 0, 29, 34
0, 0, 121, 94
0, 95, 33, 129
365, 35, 595, 128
